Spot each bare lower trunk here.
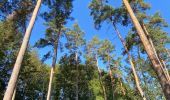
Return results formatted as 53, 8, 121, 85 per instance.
46, 43, 58, 100
3, 0, 42, 99
111, 22, 146, 100
75, 52, 79, 100
96, 55, 107, 100
122, 0, 170, 99
47, 67, 55, 100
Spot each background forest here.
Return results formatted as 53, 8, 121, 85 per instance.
0, 0, 170, 100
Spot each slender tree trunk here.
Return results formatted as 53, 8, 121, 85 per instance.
3, 0, 42, 99
46, 43, 58, 100
46, 28, 61, 100
116, 64, 125, 96
107, 56, 115, 100
158, 56, 170, 81
111, 21, 146, 100
142, 24, 170, 81
47, 67, 55, 100
96, 55, 107, 100
122, 0, 170, 99
75, 52, 79, 100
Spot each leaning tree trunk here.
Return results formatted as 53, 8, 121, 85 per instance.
142, 24, 170, 81
3, 0, 42, 99
96, 55, 107, 100
115, 63, 126, 96
111, 21, 146, 100
122, 0, 170, 99
46, 42, 58, 100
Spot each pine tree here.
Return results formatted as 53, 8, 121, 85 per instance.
86, 36, 107, 100
122, 0, 170, 99
89, 0, 146, 99
65, 22, 85, 100
35, 1, 73, 99
3, 0, 42, 99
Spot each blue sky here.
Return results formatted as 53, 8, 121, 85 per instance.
29, 0, 170, 68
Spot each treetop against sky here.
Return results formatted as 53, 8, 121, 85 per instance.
30, 0, 170, 66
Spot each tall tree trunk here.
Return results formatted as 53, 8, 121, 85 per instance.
122, 0, 170, 99
142, 24, 170, 81
3, 0, 42, 99
46, 28, 61, 100
75, 52, 79, 100
116, 64, 126, 96
96, 55, 107, 100
111, 21, 146, 100
46, 43, 58, 100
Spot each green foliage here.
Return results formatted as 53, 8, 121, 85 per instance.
15, 50, 50, 100
54, 53, 95, 100
65, 22, 85, 52
89, 0, 130, 29
0, 20, 50, 99
98, 39, 115, 63
42, 0, 74, 29
0, 20, 21, 98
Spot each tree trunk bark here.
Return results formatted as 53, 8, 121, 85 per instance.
142, 24, 170, 81
46, 43, 58, 100
122, 0, 170, 99
111, 21, 146, 100
3, 0, 42, 99
46, 27, 61, 100
96, 55, 107, 100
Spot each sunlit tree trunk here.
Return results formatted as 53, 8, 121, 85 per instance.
3, 0, 42, 99
142, 24, 170, 81
46, 43, 58, 100
116, 64, 126, 96
122, 0, 170, 99
96, 55, 107, 100
111, 21, 146, 100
